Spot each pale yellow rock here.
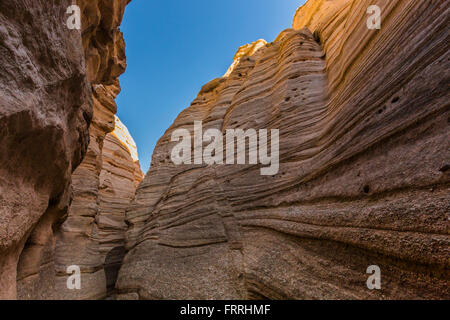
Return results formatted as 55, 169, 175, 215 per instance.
224, 39, 267, 77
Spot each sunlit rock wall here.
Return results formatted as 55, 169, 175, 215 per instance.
97, 116, 143, 296
117, 0, 449, 299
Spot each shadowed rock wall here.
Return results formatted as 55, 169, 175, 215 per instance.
0, 0, 135, 300
0, 0, 92, 300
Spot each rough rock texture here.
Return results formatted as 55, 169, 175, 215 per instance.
17, 115, 142, 299
0, 0, 92, 300
118, 0, 449, 299
9, 0, 134, 300
97, 116, 143, 296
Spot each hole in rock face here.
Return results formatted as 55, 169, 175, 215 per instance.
104, 246, 127, 294
285, 97, 291, 102
313, 31, 321, 45
363, 185, 370, 194
391, 96, 400, 103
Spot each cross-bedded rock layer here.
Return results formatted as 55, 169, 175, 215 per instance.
117, 0, 449, 299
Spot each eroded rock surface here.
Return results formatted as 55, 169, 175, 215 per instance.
0, 0, 92, 300
96, 116, 144, 297
17, 114, 142, 299
118, 0, 449, 299
1, 0, 135, 300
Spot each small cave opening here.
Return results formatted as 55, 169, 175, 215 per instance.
391, 96, 400, 104
363, 185, 370, 194
313, 30, 322, 45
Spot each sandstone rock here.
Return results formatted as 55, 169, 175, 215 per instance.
97, 116, 144, 296
17, 114, 143, 299
118, 0, 449, 299
0, 0, 91, 300
9, 0, 134, 300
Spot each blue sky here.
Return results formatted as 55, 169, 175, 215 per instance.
116, 0, 306, 172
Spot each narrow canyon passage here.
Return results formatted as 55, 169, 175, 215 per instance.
17, 116, 143, 299
0, 0, 449, 300
1, 0, 138, 299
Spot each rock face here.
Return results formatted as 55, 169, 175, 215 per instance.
0, 0, 92, 299
24, 114, 144, 300
99, 117, 143, 295
16, 111, 143, 300
117, 0, 449, 299
99, 117, 144, 293
0, 0, 133, 299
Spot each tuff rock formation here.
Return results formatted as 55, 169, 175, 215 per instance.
16, 0, 136, 300
0, 0, 91, 299
0, 0, 133, 299
117, 0, 449, 299
17, 114, 143, 300
98, 117, 143, 296
17, 114, 144, 300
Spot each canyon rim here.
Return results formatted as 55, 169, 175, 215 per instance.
0, 0, 449, 300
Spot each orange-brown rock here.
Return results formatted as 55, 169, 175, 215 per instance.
0, 0, 133, 300
16, 114, 143, 299
0, 0, 92, 300
117, 0, 449, 299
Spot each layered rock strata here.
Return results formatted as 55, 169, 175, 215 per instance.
97, 116, 143, 297
1, 0, 133, 299
117, 0, 449, 299
17, 115, 143, 300
0, 0, 92, 300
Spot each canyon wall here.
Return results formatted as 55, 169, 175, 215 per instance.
16, 0, 137, 300
117, 0, 449, 299
27, 0, 131, 295
0, 0, 92, 299
17, 114, 143, 299
97, 117, 143, 297
0, 0, 134, 299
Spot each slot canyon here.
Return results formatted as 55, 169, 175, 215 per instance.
0, 0, 449, 300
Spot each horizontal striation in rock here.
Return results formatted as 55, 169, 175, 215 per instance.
97, 116, 143, 296
118, 0, 449, 299
15, 0, 135, 300
0, 0, 92, 299
17, 115, 143, 299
